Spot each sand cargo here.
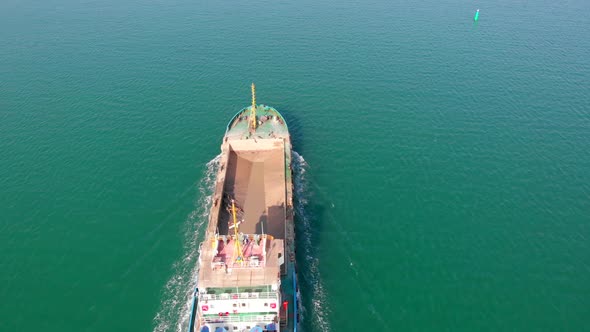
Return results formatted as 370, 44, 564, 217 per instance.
187, 85, 299, 332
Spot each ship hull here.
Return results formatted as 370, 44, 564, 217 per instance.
187, 104, 298, 332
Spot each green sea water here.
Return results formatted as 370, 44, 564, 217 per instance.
1, 0, 590, 331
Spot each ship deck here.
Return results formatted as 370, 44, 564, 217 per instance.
225, 105, 290, 141
220, 140, 287, 239
198, 137, 288, 289
197, 237, 284, 288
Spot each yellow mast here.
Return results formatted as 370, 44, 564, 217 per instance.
231, 199, 243, 263
250, 83, 257, 131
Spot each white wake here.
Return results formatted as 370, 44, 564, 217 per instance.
292, 151, 331, 332
152, 155, 220, 332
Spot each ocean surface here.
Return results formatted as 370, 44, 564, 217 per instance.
1, 0, 590, 331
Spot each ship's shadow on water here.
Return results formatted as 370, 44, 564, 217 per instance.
278, 104, 332, 332
291, 152, 332, 332
275, 105, 307, 156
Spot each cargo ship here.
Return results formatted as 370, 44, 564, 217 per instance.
187, 84, 298, 332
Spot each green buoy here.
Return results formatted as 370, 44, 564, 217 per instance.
474, 9, 480, 21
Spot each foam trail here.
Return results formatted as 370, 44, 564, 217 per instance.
292, 151, 331, 332
152, 155, 220, 332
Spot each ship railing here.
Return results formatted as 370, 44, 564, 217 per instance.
210, 258, 266, 270
199, 292, 278, 301
201, 314, 277, 324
